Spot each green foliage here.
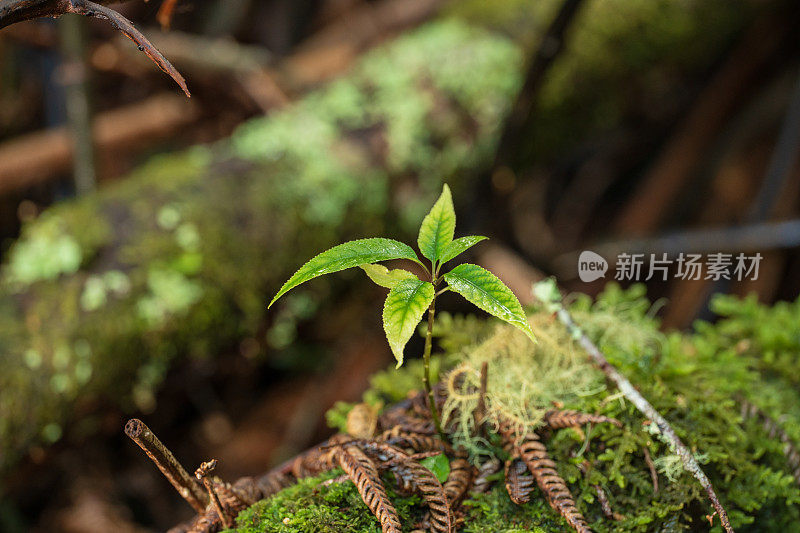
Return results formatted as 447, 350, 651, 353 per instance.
268, 185, 530, 372
226, 469, 421, 533
383, 279, 435, 367
417, 184, 456, 267
359, 264, 417, 289
443, 264, 533, 341
269, 239, 422, 308
420, 453, 451, 484
439, 236, 488, 266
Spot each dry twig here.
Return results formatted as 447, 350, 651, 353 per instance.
0, 0, 190, 95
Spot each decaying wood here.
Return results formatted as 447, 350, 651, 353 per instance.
0, 93, 197, 195
0, 0, 190, 95
194, 460, 232, 529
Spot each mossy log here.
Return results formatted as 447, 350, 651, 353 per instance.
0, 20, 521, 471
228, 288, 800, 532
0, 0, 757, 473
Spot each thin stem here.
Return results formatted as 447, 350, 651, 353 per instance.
196, 459, 232, 529
423, 298, 444, 439
124, 418, 208, 512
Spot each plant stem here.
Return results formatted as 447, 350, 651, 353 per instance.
124, 418, 208, 512
423, 290, 445, 440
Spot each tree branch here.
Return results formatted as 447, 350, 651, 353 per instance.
0, 0, 190, 96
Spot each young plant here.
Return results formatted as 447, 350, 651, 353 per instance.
268, 185, 534, 435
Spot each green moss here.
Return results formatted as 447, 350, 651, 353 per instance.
306, 286, 800, 531
225, 470, 421, 533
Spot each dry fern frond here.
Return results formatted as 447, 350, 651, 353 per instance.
504, 457, 535, 504
361, 441, 453, 533
473, 458, 502, 494
338, 445, 403, 533
379, 427, 454, 455
444, 458, 475, 508
544, 409, 622, 430
499, 423, 591, 533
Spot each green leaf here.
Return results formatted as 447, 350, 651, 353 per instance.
382, 279, 434, 367
420, 453, 450, 483
360, 264, 418, 289
443, 263, 534, 341
417, 184, 456, 265
270, 238, 420, 307
439, 235, 488, 265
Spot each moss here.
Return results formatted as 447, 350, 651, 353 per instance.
225, 470, 421, 533
282, 286, 800, 532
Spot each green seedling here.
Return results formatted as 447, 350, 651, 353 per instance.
269, 184, 534, 435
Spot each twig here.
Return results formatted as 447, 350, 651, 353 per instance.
0, 0, 190, 96
124, 418, 208, 513
473, 361, 488, 437
534, 281, 734, 533
642, 446, 659, 493
195, 459, 232, 529
594, 484, 624, 521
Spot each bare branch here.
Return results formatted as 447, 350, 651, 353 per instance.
0, 0, 190, 96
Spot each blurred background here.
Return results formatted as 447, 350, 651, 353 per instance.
0, 0, 799, 531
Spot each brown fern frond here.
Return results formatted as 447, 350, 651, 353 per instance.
378, 427, 454, 455
337, 445, 403, 533
544, 409, 622, 430
290, 435, 346, 478
499, 423, 591, 533
504, 457, 535, 504
378, 407, 436, 435
444, 458, 475, 508
185, 510, 220, 533
473, 458, 502, 494
360, 441, 453, 533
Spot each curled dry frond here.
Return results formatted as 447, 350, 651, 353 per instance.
504, 457, 535, 504
360, 441, 453, 533
337, 444, 403, 533
499, 423, 591, 533
379, 427, 455, 456
472, 458, 502, 494
443, 458, 474, 508
544, 409, 622, 430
